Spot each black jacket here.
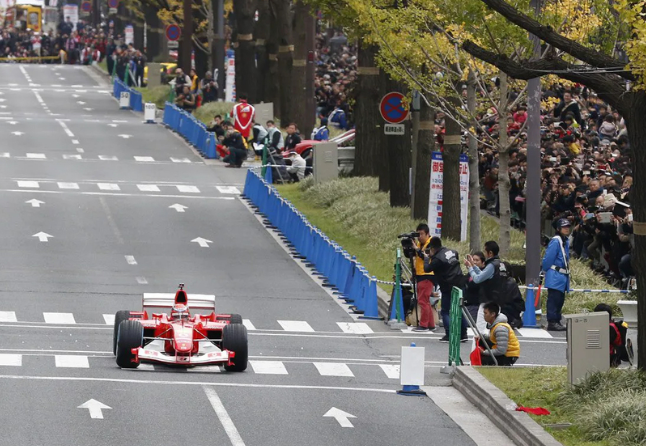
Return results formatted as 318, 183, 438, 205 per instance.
423, 247, 464, 307
223, 131, 246, 151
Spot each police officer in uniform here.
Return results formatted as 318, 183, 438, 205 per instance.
541, 218, 571, 331
423, 237, 467, 342
411, 224, 435, 332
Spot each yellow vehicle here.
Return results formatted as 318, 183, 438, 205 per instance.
4, 0, 43, 32
143, 62, 177, 85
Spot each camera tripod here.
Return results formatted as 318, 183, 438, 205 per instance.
387, 250, 420, 326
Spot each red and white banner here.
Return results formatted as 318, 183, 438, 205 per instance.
428, 152, 469, 241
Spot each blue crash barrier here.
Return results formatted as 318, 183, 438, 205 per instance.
112, 78, 143, 112
162, 102, 219, 159
243, 168, 380, 319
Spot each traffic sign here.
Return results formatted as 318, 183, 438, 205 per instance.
380, 92, 408, 124
384, 124, 405, 135
166, 24, 181, 42
108, 0, 118, 8
81, 1, 91, 12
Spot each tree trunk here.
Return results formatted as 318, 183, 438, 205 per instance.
376, 68, 392, 192
291, 1, 312, 137
233, 0, 256, 102
194, 45, 208, 78
467, 72, 481, 252
497, 72, 512, 256
413, 97, 433, 220
266, 0, 280, 110
180, 0, 192, 73
442, 98, 462, 241
354, 42, 382, 177
273, 0, 293, 127
385, 78, 411, 207
623, 93, 646, 370
254, 0, 270, 103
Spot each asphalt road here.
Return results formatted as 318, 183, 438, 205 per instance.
0, 63, 558, 445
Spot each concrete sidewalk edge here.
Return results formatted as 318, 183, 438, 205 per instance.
453, 366, 563, 446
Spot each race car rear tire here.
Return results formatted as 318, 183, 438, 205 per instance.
222, 323, 248, 372
216, 314, 243, 325
116, 320, 143, 369
113, 310, 131, 355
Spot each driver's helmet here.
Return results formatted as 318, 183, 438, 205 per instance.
171, 303, 190, 321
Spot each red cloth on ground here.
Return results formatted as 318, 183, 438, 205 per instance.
516, 406, 551, 415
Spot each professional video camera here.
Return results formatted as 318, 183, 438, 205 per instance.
398, 232, 419, 259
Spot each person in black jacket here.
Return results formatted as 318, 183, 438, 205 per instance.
221, 122, 247, 168
284, 123, 302, 151
423, 237, 468, 343
554, 91, 583, 127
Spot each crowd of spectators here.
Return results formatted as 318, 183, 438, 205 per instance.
465, 84, 634, 288
314, 31, 356, 131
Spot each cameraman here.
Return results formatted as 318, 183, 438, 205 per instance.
411, 224, 436, 332
423, 237, 467, 343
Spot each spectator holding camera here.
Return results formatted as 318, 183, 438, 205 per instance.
411, 224, 436, 332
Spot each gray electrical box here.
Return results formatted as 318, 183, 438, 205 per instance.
312, 142, 339, 183
564, 312, 609, 385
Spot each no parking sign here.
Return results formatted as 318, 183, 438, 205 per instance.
380, 92, 408, 135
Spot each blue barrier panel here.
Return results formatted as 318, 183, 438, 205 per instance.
130, 89, 143, 112
523, 286, 538, 328
264, 165, 273, 184
361, 276, 380, 319
206, 133, 218, 159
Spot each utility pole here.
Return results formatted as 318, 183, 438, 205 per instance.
181, 0, 193, 73
410, 90, 420, 219
525, 0, 542, 287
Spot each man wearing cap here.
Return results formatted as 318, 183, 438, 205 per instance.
541, 218, 571, 331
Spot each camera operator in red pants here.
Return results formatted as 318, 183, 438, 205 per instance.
412, 224, 436, 332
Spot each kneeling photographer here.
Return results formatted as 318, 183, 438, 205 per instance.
423, 237, 468, 343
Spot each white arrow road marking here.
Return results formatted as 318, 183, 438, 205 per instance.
169, 204, 188, 213
323, 408, 356, 428
203, 387, 246, 446
33, 232, 53, 242
191, 237, 212, 248
11, 131, 23, 136
25, 199, 44, 208
118, 134, 132, 139
78, 399, 111, 420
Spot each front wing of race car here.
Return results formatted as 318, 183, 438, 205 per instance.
133, 342, 235, 366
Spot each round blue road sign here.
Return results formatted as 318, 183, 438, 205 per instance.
81, 1, 92, 12
108, 0, 118, 8
380, 92, 408, 124
166, 24, 181, 42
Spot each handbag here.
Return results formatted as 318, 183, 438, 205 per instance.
470, 344, 482, 366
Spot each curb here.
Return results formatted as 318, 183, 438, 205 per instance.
453, 367, 562, 446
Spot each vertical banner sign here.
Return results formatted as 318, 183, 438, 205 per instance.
427, 152, 469, 241
124, 24, 134, 45
63, 4, 79, 30
225, 48, 236, 103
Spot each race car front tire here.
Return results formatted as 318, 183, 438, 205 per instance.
222, 323, 248, 372
116, 320, 143, 369
113, 310, 131, 355
216, 314, 243, 325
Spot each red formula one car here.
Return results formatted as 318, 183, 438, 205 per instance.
112, 284, 248, 371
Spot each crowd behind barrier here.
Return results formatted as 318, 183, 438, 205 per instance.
163, 102, 218, 159
113, 78, 143, 112
243, 168, 380, 318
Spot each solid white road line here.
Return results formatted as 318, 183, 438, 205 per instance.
43, 312, 76, 324
277, 320, 315, 332
62, 154, 82, 160
26, 153, 46, 159
0, 354, 22, 366
98, 155, 118, 161
337, 322, 374, 334
55, 355, 90, 368
136, 364, 155, 371
203, 386, 246, 446
134, 156, 155, 162
516, 328, 554, 338
0, 311, 17, 322
103, 314, 115, 325
250, 361, 288, 375
242, 319, 256, 331
314, 362, 354, 377
137, 184, 160, 192
176, 185, 200, 193
378, 364, 400, 379
170, 157, 191, 163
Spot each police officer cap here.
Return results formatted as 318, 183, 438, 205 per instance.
556, 218, 571, 229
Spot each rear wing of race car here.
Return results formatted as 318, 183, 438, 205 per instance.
142, 293, 216, 316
